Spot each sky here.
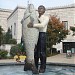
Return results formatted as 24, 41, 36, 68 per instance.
0, 0, 74, 9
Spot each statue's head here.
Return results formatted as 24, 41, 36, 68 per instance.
38, 5, 46, 15
28, 4, 34, 13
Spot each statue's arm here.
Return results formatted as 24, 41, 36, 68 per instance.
33, 16, 49, 28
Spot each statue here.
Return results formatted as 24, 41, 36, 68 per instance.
21, 4, 39, 72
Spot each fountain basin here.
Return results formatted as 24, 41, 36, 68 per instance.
0, 63, 75, 75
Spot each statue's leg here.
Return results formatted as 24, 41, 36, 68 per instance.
24, 58, 39, 74
24, 58, 32, 71
39, 32, 46, 73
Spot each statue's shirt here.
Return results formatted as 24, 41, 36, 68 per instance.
33, 14, 49, 32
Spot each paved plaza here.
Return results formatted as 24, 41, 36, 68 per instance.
0, 53, 75, 65
47, 53, 75, 64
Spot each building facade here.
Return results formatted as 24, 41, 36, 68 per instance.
0, 8, 12, 32
45, 4, 75, 53
7, 6, 25, 43
46, 4, 75, 30
0, 4, 75, 53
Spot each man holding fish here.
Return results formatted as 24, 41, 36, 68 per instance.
28, 5, 49, 74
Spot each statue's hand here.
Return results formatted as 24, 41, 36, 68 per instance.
38, 20, 41, 23
27, 22, 33, 28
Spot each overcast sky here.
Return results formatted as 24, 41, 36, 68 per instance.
0, 0, 74, 9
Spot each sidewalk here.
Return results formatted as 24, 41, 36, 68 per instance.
47, 53, 75, 65
0, 53, 75, 65
0, 59, 16, 63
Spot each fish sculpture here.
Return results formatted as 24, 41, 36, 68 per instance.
21, 4, 39, 65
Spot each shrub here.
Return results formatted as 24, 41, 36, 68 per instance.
52, 48, 57, 53
10, 43, 26, 57
10, 45, 20, 57
46, 48, 58, 57
0, 50, 8, 59
9, 39, 17, 44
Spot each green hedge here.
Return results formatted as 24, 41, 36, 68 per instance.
0, 50, 8, 59
10, 43, 26, 57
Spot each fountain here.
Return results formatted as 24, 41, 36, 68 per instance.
0, 65, 75, 75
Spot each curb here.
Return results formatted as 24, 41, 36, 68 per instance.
46, 62, 75, 67
0, 62, 25, 66
0, 62, 75, 67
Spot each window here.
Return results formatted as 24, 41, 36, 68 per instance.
11, 26, 12, 34
14, 23, 16, 35
62, 21, 68, 30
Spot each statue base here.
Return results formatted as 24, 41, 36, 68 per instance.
24, 61, 39, 74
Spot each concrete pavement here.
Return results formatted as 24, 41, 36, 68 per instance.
0, 53, 75, 66
47, 53, 75, 64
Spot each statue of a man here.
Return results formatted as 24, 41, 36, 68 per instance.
28, 5, 49, 74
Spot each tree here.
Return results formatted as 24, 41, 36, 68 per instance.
0, 26, 3, 46
5, 28, 12, 44
46, 15, 68, 54
2, 28, 17, 44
